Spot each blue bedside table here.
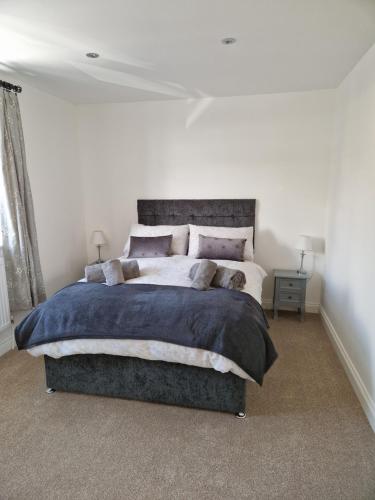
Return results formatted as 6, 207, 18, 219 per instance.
273, 269, 310, 321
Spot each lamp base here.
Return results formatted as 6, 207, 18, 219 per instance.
96, 245, 104, 264
297, 250, 307, 275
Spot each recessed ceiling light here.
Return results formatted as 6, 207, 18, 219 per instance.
86, 52, 100, 58
221, 37, 237, 45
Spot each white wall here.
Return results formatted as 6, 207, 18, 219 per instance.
1, 74, 87, 297
322, 45, 375, 430
20, 84, 87, 295
78, 90, 334, 307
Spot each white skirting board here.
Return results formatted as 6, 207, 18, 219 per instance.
321, 307, 375, 433
262, 299, 320, 314
0, 326, 14, 357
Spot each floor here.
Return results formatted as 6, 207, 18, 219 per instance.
0, 313, 374, 500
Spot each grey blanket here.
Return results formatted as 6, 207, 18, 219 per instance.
15, 282, 277, 384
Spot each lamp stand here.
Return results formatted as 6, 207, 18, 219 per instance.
297, 250, 307, 275
96, 245, 103, 264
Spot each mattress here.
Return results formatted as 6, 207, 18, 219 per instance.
28, 256, 267, 380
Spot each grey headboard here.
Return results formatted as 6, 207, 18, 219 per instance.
137, 199, 256, 242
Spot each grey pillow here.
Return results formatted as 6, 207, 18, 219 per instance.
85, 263, 105, 283
197, 234, 246, 261
102, 259, 125, 286
128, 235, 172, 258
191, 259, 217, 291
122, 260, 140, 280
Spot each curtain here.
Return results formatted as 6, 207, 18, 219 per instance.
0, 89, 46, 311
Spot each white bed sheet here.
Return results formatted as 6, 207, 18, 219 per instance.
28, 256, 267, 380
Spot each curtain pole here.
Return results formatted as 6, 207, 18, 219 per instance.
0, 80, 22, 94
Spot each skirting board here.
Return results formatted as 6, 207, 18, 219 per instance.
0, 326, 13, 357
320, 307, 375, 433
262, 299, 320, 314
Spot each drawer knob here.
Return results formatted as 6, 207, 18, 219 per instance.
288, 296, 292, 299
289, 283, 293, 286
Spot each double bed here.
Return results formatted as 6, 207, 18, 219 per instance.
15, 199, 277, 417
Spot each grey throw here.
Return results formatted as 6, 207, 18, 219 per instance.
190, 259, 217, 291
190, 263, 246, 291
102, 260, 125, 286
0, 90, 46, 311
15, 282, 277, 384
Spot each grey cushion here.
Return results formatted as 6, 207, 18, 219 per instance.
189, 263, 198, 281
189, 263, 246, 291
85, 263, 105, 283
102, 259, 125, 286
211, 266, 246, 290
128, 235, 172, 258
122, 260, 140, 280
86, 260, 140, 284
197, 234, 246, 261
190, 260, 217, 291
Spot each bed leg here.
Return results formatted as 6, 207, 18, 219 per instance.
46, 388, 56, 394
235, 411, 246, 419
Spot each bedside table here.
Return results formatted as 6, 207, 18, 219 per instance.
273, 270, 310, 321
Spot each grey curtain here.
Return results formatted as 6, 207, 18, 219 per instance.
0, 89, 46, 311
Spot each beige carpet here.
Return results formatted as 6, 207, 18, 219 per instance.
1, 313, 374, 500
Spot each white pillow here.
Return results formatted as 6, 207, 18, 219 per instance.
123, 224, 189, 257
188, 224, 254, 261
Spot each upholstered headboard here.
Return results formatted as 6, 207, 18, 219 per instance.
137, 199, 256, 243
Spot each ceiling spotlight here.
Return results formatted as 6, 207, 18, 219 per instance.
221, 37, 237, 45
86, 52, 100, 58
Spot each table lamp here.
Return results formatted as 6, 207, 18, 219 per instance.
296, 235, 312, 274
91, 230, 106, 263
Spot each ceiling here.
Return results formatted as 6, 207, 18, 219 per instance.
1, 0, 375, 104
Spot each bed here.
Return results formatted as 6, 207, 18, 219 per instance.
15, 199, 277, 417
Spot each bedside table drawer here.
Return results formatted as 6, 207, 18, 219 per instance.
279, 278, 302, 290
279, 290, 302, 303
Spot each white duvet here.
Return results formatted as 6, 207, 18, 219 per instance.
28, 256, 266, 380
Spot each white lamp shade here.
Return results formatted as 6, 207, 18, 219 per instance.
296, 235, 312, 252
92, 230, 106, 246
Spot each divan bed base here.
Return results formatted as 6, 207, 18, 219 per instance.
44, 354, 247, 415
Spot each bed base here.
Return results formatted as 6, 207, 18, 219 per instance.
44, 354, 246, 415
